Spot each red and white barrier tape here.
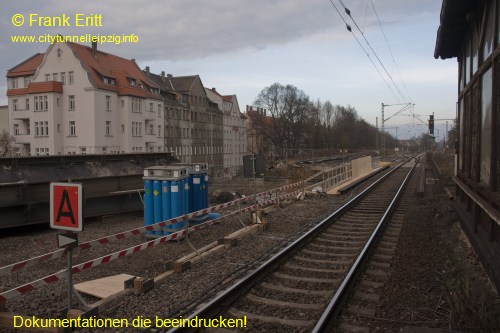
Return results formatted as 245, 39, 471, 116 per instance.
0, 191, 298, 302
0, 180, 304, 277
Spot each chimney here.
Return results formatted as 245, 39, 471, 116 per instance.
131, 58, 136, 62
161, 71, 165, 82
167, 74, 173, 78
92, 41, 97, 57
212, 87, 216, 91
145, 66, 150, 76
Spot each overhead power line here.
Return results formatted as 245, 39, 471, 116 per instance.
369, 0, 414, 105
327, 0, 402, 103
328, 0, 413, 106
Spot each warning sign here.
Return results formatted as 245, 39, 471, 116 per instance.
50, 182, 83, 232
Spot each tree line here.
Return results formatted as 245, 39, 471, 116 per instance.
252, 82, 396, 157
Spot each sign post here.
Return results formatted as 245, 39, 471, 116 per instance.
50, 182, 83, 312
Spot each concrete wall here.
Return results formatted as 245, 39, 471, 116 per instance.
351, 156, 372, 178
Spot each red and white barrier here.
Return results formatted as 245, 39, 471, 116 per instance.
0, 189, 303, 302
0, 180, 304, 277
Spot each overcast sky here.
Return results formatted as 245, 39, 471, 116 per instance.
1, 0, 457, 140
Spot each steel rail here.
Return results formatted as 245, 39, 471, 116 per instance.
311, 157, 418, 333
165, 157, 414, 333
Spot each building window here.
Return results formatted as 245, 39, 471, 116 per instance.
11, 79, 18, 89
53, 73, 58, 82
24, 77, 31, 87
149, 103, 153, 112
14, 124, 19, 135
61, 72, 66, 84
69, 96, 75, 111
43, 121, 49, 136
34, 95, 48, 111
132, 98, 142, 112
132, 122, 142, 136
158, 125, 161, 137
121, 124, 125, 133
157, 104, 161, 116
13, 99, 18, 111
482, 3, 495, 61
69, 71, 74, 84
57, 124, 61, 133
25, 98, 29, 110
480, 68, 492, 185
69, 121, 76, 136
45, 74, 51, 81
121, 99, 124, 108
106, 96, 111, 111
80, 147, 86, 154
106, 121, 111, 136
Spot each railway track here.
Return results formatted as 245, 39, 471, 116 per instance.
165, 157, 418, 333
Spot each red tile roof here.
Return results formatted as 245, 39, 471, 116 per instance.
6, 42, 162, 100
7, 53, 44, 78
66, 42, 162, 100
7, 81, 63, 96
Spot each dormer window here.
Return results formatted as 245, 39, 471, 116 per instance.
103, 77, 116, 84
129, 78, 136, 86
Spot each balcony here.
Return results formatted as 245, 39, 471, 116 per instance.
14, 133, 31, 144
12, 109, 30, 120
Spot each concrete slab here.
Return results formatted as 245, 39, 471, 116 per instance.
327, 163, 390, 195
74, 273, 134, 299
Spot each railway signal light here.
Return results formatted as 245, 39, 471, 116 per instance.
429, 115, 434, 135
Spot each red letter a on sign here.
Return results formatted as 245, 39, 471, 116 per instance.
56, 189, 76, 225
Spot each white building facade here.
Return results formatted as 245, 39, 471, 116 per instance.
7, 41, 164, 156
205, 88, 247, 177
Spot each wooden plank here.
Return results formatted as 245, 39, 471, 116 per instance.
74, 274, 134, 299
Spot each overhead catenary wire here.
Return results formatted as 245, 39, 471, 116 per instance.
339, 0, 407, 104
370, 0, 414, 105
331, 0, 412, 106
327, 0, 401, 103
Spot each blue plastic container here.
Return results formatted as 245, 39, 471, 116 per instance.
170, 180, 181, 219
144, 180, 154, 235
192, 174, 203, 212
203, 174, 209, 209
162, 180, 171, 220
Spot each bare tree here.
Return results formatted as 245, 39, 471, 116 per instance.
254, 83, 313, 157
0, 130, 17, 157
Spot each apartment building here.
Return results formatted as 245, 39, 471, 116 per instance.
144, 69, 224, 177
6, 41, 164, 156
245, 105, 275, 160
205, 88, 247, 177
